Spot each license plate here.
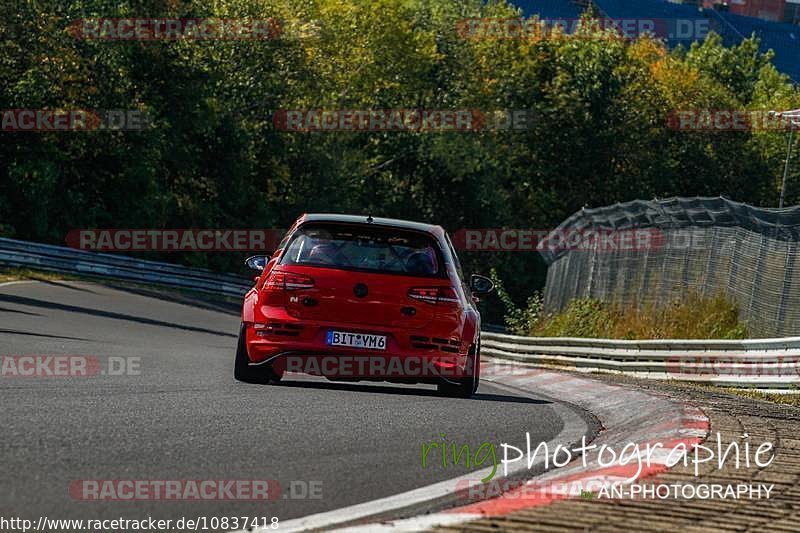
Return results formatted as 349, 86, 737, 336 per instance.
327, 330, 387, 350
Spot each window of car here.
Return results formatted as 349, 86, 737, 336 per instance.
444, 232, 465, 282
444, 231, 472, 297
280, 223, 445, 277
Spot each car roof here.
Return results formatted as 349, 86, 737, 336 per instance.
295, 213, 444, 236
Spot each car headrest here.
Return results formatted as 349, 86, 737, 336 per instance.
405, 251, 435, 275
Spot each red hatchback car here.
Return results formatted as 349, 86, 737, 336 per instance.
234, 214, 494, 397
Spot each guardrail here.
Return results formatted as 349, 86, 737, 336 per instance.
0, 237, 253, 297
481, 331, 800, 393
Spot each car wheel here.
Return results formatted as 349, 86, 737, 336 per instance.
472, 338, 481, 393
234, 323, 278, 384
437, 342, 479, 398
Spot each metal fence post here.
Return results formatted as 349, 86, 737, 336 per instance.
727, 228, 741, 301
587, 237, 597, 299
702, 228, 716, 297
639, 244, 651, 307
746, 235, 768, 331
777, 241, 797, 336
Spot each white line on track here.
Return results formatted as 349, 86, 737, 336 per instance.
237, 379, 589, 533
0, 280, 38, 289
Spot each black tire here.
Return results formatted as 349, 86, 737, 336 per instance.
234, 323, 277, 384
437, 342, 479, 398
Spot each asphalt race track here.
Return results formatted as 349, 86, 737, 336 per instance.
0, 280, 594, 525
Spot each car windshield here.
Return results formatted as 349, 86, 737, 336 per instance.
280, 224, 442, 277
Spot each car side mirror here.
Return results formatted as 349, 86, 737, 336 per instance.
470, 274, 494, 295
245, 255, 268, 271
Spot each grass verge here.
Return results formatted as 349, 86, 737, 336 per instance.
695, 384, 800, 406
0, 268, 84, 283
492, 269, 748, 340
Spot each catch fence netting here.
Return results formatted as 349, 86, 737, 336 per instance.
538, 197, 800, 337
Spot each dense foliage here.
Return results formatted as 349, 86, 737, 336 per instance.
1, 1, 799, 321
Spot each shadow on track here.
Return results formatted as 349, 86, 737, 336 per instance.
0, 328, 90, 341
94, 282, 241, 315
0, 307, 43, 317
34, 280, 100, 294
0, 294, 236, 338
260, 379, 549, 404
